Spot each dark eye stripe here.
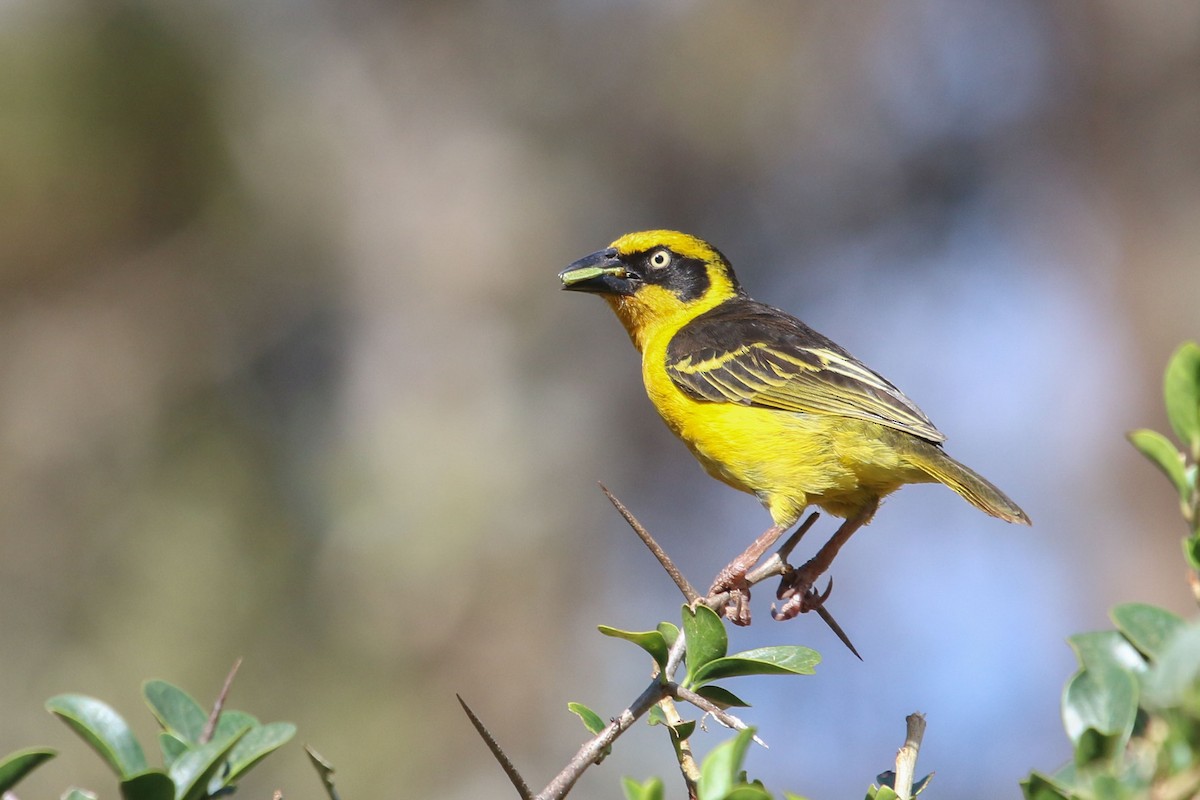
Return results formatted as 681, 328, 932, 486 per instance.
640, 252, 709, 302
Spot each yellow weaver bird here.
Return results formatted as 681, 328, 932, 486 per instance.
560, 230, 1029, 627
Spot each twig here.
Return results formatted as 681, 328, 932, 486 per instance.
656, 696, 701, 798
535, 680, 670, 800
1151, 764, 1200, 800
305, 745, 343, 800
604, 487, 861, 658
601, 483, 700, 602
696, 514, 819, 612
664, 617, 690, 677
458, 695, 534, 800
894, 712, 926, 800
777, 512, 820, 560
669, 684, 765, 748
200, 656, 242, 744
468, 496, 845, 799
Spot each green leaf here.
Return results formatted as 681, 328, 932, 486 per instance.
1050, 762, 1079, 790
0, 747, 56, 793
168, 725, 249, 800
1144, 620, 1200, 707
1127, 429, 1190, 502
62, 789, 99, 800
722, 787, 772, 800
672, 720, 697, 741
1073, 726, 1119, 766
691, 646, 820, 687
1164, 341, 1200, 457
622, 776, 664, 800
876, 770, 930, 795
683, 605, 728, 688
867, 787, 899, 800
158, 733, 188, 768
1067, 631, 1147, 674
212, 709, 258, 741
698, 728, 755, 800
1021, 771, 1072, 800
1111, 603, 1184, 662
598, 626, 670, 670
695, 685, 751, 708
568, 702, 607, 735
1088, 773, 1123, 800
118, 769, 175, 800
657, 621, 680, 650
305, 746, 341, 800
1061, 667, 1137, 753
648, 706, 696, 741
46, 695, 148, 779
143, 682, 207, 745
1184, 535, 1200, 572
221, 721, 295, 786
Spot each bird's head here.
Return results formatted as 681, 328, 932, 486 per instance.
558, 230, 743, 351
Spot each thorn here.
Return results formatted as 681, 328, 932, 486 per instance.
813, 602, 863, 661
777, 512, 820, 561
806, 578, 862, 661
599, 483, 699, 603
200, 656, 243, 744
457, 695, 534, 800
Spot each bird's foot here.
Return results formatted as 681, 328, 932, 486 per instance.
772, 564, 831, 621
706, 564, 754, 626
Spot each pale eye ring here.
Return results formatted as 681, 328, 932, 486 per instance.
649, 250, 671, 269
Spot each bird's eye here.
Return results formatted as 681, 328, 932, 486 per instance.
649, 250, 671, 269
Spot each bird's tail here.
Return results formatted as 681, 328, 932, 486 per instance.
910, 444, 1030, 525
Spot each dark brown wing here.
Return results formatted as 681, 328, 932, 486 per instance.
665, 300, 946, 443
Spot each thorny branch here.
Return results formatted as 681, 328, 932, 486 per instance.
464, 487, 857, 799
603, 491, 860, 660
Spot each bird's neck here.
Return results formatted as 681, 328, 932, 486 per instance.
604, 290, 731, 353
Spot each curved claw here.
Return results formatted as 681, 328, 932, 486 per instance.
803, 577, 835, 611
771, 575, 861, 659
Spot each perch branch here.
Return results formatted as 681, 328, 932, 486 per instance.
467, 493, 859, 798
603, 491, 860, 658
535, 679, 670, 800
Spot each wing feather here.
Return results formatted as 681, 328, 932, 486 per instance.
666, 301, 946, 443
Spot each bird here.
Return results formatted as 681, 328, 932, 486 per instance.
559, 230, 1029, 628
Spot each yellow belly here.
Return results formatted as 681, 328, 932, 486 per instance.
642, 341, 929, 526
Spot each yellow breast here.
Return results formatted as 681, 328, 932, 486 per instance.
641, 326, 925, 526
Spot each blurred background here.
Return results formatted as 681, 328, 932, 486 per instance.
1, 1, 1198, 797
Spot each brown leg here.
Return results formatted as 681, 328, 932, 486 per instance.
775, 500, 878, 620
706, 522, 789, 626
